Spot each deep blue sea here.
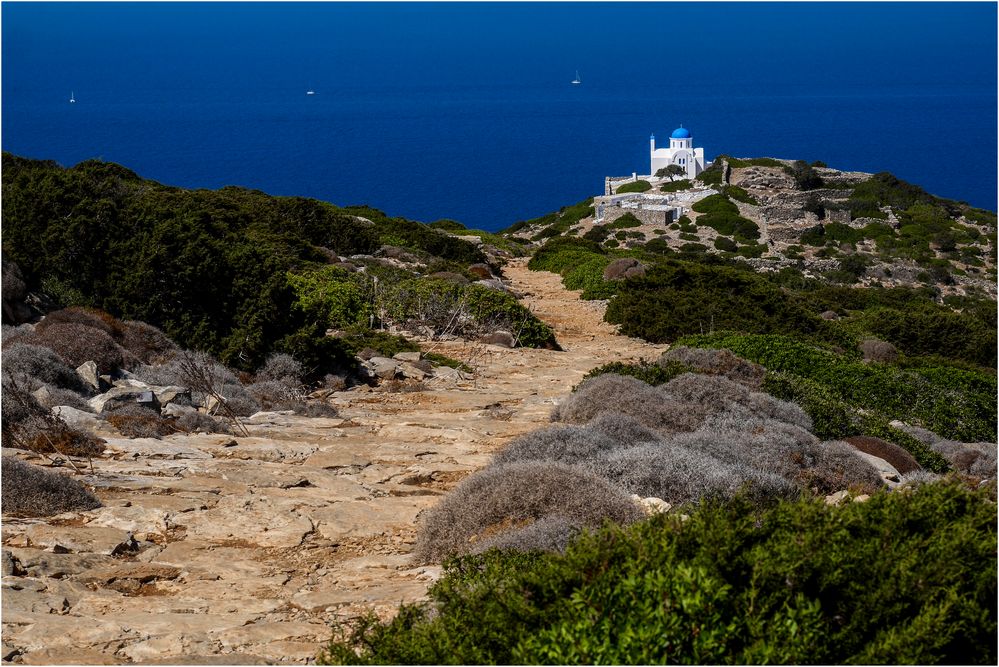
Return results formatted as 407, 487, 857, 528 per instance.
3, 2, 997, 232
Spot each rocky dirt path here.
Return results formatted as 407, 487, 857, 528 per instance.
1, 259, 669, 665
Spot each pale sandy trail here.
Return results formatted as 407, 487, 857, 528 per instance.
1, 260, 668, 665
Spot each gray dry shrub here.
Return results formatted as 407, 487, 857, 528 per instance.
120, 321, 179, 364
491, 425, 628, 468
859, 339, 899, 364
469, 515, 583, 556
585, 412, 663, 446
2, 343, 90, 393
30, 323, 129, 374
812, 441, 887, 494
681, 414, 880, 494
302, 402, 339, 418
968, 450, 997, 479
553, 373, 706, 434
1, 376, 47, 430
245, 380, 337, 416
899, 470, 940, 487
929, 439, 997, 479
1, 456, 102, 517
660, 346, 766, 390
591, 442, 772, 505
256, 353, 304, 385
33, 385, 92, 412
219, 383, 261, 417
1, 324, 34, 345
176, 411, 231, 435
662, 373, 811, 430
674, 414, 819, 474
414, 460, 643, 563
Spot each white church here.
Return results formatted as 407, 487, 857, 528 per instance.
650, 126, 706, 179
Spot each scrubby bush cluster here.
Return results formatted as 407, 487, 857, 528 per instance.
323, 481, 996, 665
416, 369, 890, 564
1, 456, 102, 517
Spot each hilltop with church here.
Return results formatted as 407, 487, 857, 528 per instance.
503, 124, 997, 300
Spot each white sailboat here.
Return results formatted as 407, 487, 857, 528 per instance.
69, 91, 76, 103
306, 89, 315, 96
571, 70, 581, 85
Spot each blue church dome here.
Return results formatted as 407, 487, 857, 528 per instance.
671, 127, 691, 139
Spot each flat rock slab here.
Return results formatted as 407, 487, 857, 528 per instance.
170, 496, 314, 548
103, 438, 213, 461
5, 548, 115, 579
22, 525, 138, 556
85, 505, 171, 542
307, 497, 435, 541
214, 439, 318, 463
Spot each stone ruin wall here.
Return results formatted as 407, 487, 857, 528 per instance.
601, 205, 672, 227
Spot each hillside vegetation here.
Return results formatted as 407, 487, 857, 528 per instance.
1, 154, 550, 375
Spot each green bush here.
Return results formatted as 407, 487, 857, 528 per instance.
607, 213, 642, 229
691, 194, 760, 241
287, 266, 373, 330
715, 236, 739, 252
659, 179, 692, 193
320, 481, 996, 665
605, 262, 822, 345
854, 307, 996, 367
720, 185, 759, 205
615, 180, 652, 194
695, 160, 725, 186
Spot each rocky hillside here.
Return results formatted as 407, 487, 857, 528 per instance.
504, 157, 997, 299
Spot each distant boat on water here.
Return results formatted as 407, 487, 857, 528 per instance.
69, 91, 75, 103
571, 71, 581, 85
306, 90, 315, 95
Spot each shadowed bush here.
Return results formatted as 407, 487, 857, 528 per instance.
175, 410, 231, 435
1, 456, 102, 517
602, 258, 645, 281
492, 425, 627, 468
34, 307, 122, 339
29, 323, 130, 374
101, 403, 178, 439
859, 339, 899, 364
414, 461, 643, 564
660, 346, 765, 389
219, 382, 261, 417
470, 515, 583, 556
120, 320, 179, 364
1, 323, 34, 345
1, 377, 104, 457
843, 435, 921, 474
2, 343, 90, 393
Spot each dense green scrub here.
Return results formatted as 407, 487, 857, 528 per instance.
2, 154, 552, 373
321, 481, 996, 665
